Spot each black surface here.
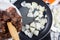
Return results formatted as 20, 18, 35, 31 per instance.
14, 0, 52, 40
19, 31, 51, 40
42, 33, 51, 40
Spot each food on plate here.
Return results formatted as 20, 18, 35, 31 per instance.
30, 27, 35, 33
30, 22, 36, 28
25, 24, 30, 30
21, 1, 31, 8
33, 30, 39, 36
0, 7, 22, 39
21, 1, 45, 18
24, 29, 33, 38
52, 6, 60, 31
21, 1, 47, 38
32, 2, 38, 8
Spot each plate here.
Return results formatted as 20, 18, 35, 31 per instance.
14, 0, 52, 40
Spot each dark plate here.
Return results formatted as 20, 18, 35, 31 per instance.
14, 0, 52, 40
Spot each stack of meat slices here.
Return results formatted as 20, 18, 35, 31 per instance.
0, 7, 22, 39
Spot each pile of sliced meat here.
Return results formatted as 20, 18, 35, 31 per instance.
0, 7, 22, 39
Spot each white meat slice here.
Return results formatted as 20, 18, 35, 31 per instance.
29, 8, 34, 13
27, 32, 33, 38
25, 3, 32, 8
32, 2, 38, 8
27, 12, 34, 17
39, 18, 47, 25
30, 22, 36, 28
24, 30, 30, 35
30, 27, 35, 33
22, 26, 26, 32
21, 1, 26, 7
35, 17, 40, 21
38, 5, 45, 12
33, 11, 39, 17
25, 24, 30, 30
33, 30, 39, 36
35, 22, 41, 30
